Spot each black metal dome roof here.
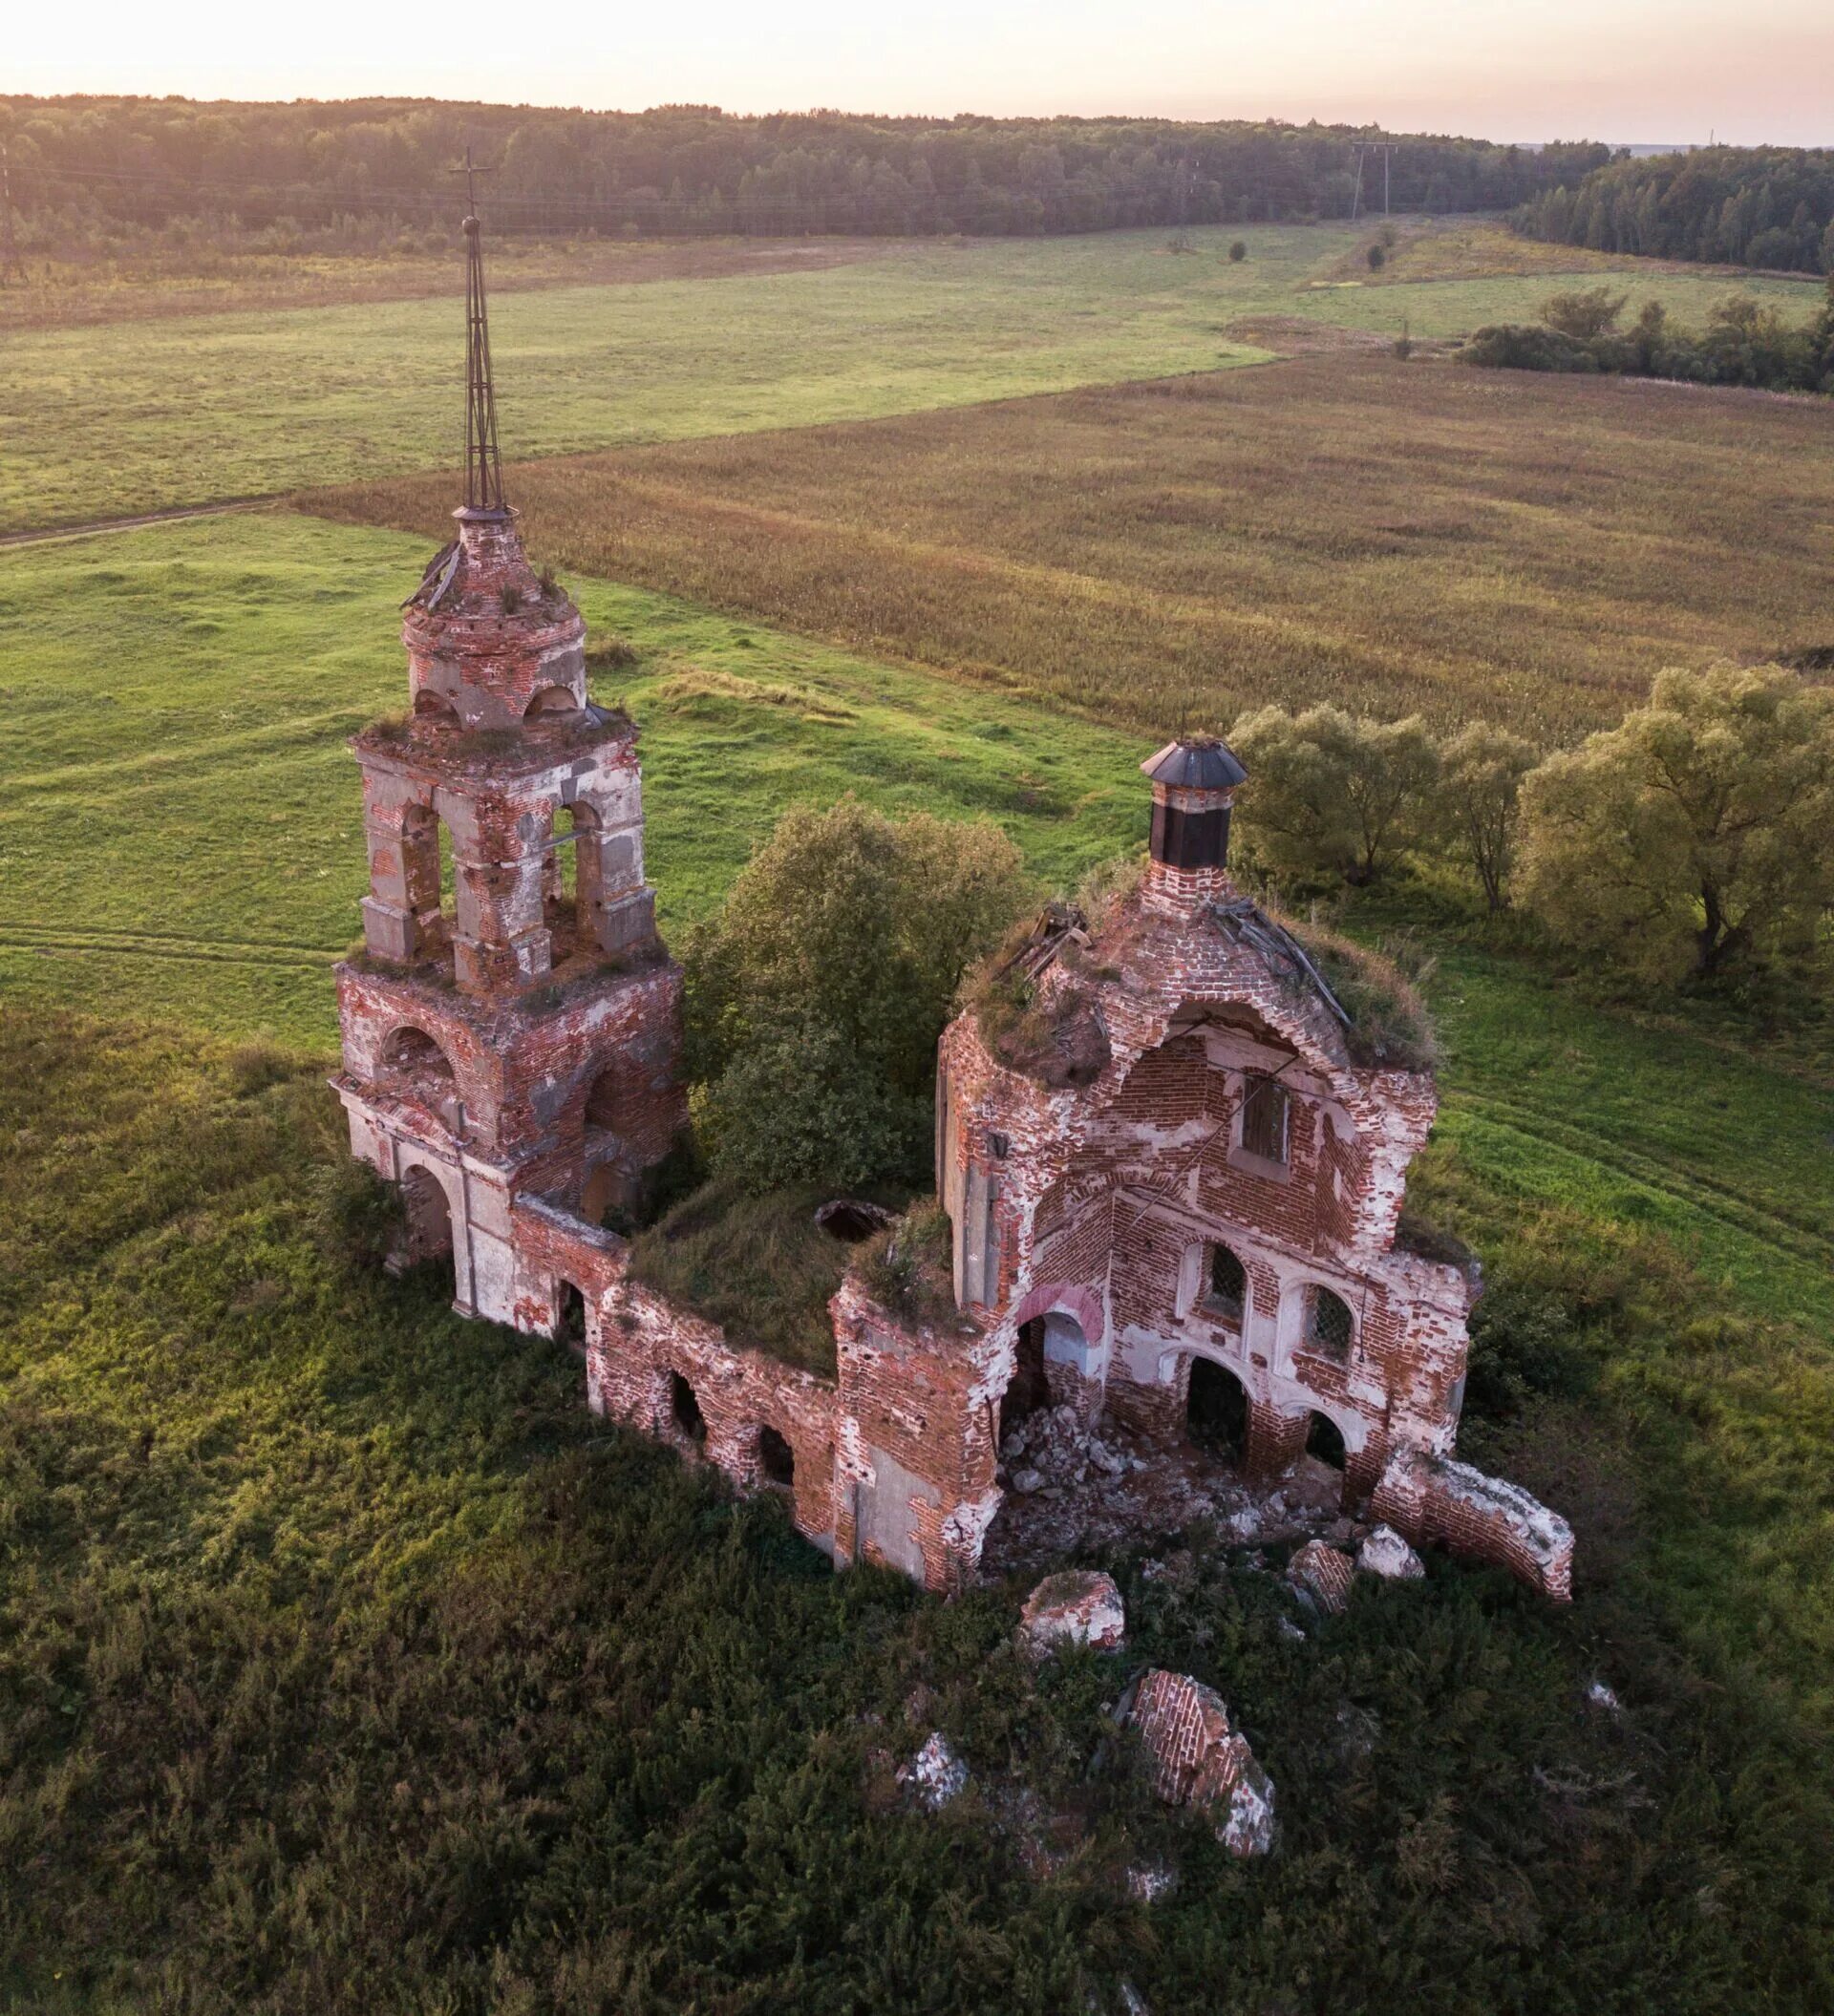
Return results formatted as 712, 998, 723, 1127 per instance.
1140, 737, 1248, 790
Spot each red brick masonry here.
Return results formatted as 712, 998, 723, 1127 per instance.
335, 525, 1572, 1603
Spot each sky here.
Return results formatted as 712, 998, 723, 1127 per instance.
12, 0, 1833, 147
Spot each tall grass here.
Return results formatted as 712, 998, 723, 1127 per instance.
4, 1001, 1832, 2010
312, 350, 1834, 745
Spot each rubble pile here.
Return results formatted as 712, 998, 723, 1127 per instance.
983, 1415, 1373, 1581
897, 1731, 969, 1812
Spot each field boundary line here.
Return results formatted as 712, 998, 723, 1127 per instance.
1447, 1091, 1834, 1273
0, 923, 342, 969
0, 498, 282, 550
1, 708, 374, 798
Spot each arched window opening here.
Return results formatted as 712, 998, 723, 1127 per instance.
1307, 1287, 1354, 1362
1186, 1356, 1248, 1461
413, 687, 459, 724
398, 1165, 455, 1284
399, 805, 458, 972
670, 1371, 706, 1445
556, 1281, 586, 1350
380, 1026, 458, 1113
998, 1317, 1052, 1447
546, 805, 579, 912
757, 1425, 796, 1489
1305, 1411, 1346, 1471
582, 1158, 628, 1229
1240, 1072, 1290, 1165
523, 685, 580, 718
1205, 1241, 1248, 1323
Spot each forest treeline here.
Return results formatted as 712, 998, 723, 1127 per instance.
1513, 145, 1834, 275
0, 95, 1611, 241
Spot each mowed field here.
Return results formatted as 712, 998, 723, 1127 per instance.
5, 221, 1819, 530
318, 349, 1834, 743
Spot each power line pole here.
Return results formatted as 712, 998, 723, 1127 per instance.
1168, 151, 1193, 252
1348, 143, 1366, 222
0, 143, 26, 288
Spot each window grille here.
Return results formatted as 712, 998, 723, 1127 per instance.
1308, 1287, 1354, 1360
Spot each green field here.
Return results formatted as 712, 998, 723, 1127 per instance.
5, 223, 1818, 529
5, 509, 1834, 2007
4, 509, 1829, 1346
5, 223, 1834, 2008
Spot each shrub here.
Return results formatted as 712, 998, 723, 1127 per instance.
1462, 1279, 1591, 1421
1461, 322, 1602, 373
1541, 286, 1629, 340
1227, 239, 1247, 262
309, 1155, 404, 1273
1517, 662, 1834, 982
1366, 242, 1386, 270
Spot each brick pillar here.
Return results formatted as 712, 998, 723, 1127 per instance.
1244, 1398, 1308, 1481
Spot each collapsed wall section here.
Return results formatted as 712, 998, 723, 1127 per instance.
1371, 1449, 1574, 1602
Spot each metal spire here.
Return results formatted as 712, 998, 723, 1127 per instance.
454, 147, 504, 514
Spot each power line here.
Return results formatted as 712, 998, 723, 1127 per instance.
0, 144, 25, 286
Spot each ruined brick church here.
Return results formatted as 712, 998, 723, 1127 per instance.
333, 217, 1572, 1602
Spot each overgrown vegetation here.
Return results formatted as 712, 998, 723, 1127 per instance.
857, 1199, 959, 1331
684, 797, 1030, 1194
1279, 915, 1439, 1072
5, 1003, 1834, 2009
626, 1177, 862, 1374
1464, 278, 1834, 393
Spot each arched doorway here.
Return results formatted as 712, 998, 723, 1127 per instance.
757, 1425, 796, 1490
399, 1165, 455, 1285
555, 1281, 586, 1351
670, 1371, 706, 1446
999, 1318, 1052, 1445
1305, 1411, 1346, 1472
1186, 1356, 1248, 1463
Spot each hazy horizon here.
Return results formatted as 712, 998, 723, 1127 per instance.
14, 1, 1834, 152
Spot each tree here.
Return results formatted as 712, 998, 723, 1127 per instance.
1700, 292, 1814, 388
1367, 242, 1386, 270
1438, 721, 1539, 911
1230, 704, 1439, 887
683, 797, 1031, 1190
1540, 286, 1629, 340
1516, 663, 1834, 983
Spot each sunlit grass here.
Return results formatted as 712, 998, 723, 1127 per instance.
7, 222, 1817, 530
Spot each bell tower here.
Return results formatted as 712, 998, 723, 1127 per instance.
332, 198, 685, 1316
